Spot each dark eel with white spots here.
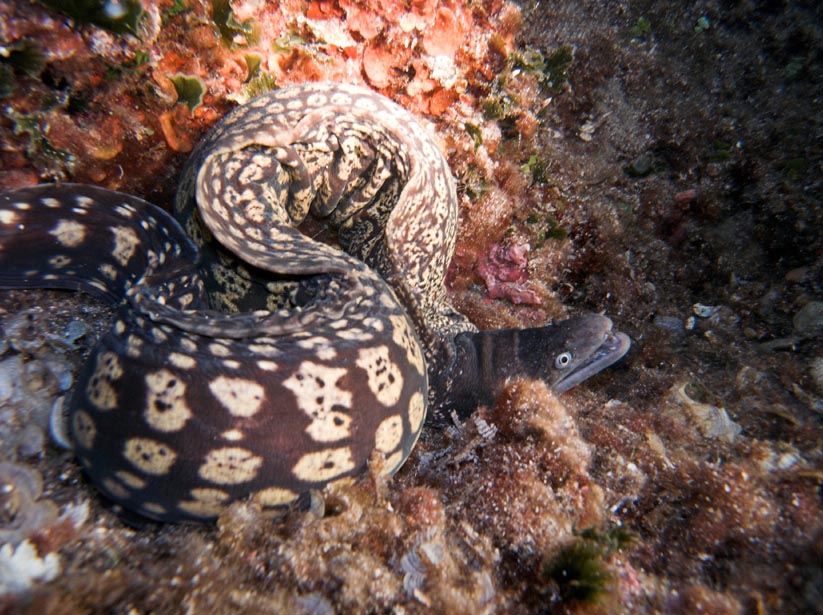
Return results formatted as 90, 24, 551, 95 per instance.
0, 83, 630, 522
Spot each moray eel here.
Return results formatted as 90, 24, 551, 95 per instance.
0, 83, 629, 522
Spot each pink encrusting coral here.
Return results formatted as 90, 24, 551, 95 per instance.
476, 242, 541, 305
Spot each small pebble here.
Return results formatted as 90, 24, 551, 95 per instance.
758, 287, 782, 321
6, 308, 46, 353
653, 315, 686, 332
674, 188, 697, 204
693, 303, 718, 318
16, 424, 45, 458
43, 355, 73, 392
0, 462, 58, 546
785, 266, 808, 283
0, 357, 16, 403
295, 593, 335, 615
793, 301, 823, 339
810, 357, 823, 395
626, 153, 654, 177
673, 383, 742, 442
63, 319, 88, 345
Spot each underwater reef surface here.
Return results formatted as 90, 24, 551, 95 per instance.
0, 0, 821, 613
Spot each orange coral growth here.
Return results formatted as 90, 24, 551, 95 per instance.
405, 60, 437, 97
427, 88, 460, 116
159, 107, 195, 153
421, 7, 469, 56
343, 3, 383, 39
363, 43, 411, 89
307, 0, 344, 20
152, 51, 192, 101
85, 117, 126, 161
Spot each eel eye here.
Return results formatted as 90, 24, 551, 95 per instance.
554, 351, 573, 369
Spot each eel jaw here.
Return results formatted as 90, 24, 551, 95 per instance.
443, 314, 632, 422
553, 328, 631, 394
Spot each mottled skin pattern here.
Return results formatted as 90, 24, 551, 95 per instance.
174, 83, 475, 383
0, 83, 629, 523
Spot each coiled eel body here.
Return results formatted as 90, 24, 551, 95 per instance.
0, 83, 629, 522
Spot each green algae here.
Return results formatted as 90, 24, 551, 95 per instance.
525, 213, 567, 247
631, 16, 652, 39
6, 109, 77, 180
169, 73, 206, 115
161, 0, 189, 25
212, 0, 259, 46
544, 540, 613, 604
541, 527, 633, 605
38, 0, 144, 35
464, 122, 483, 150
272, 33, 305, 54
0, 40, 45, 98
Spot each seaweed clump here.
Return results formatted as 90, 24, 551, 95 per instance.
169, 73, 207, 115
5, 110, 77, 181
211, 0, 259, 46
0, 40, 45, 98
541, 526, 633, 606
543, 539, 613, 604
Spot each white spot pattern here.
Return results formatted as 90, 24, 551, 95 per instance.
144, 369, 192, 432
292, 446, 356, 482
169, 352, 196, 369
49, 219, 86, 247
282, 364, 348, 413
356, 345, 404, 406
110, 225, 140, 266
374, 415, 403, 453
209, 376, 266, 417
198, 447, 263, 484
86, 352, 123, 411
0, 209, 20, 225
255, 486, 298, 507
123, 437, 178, 475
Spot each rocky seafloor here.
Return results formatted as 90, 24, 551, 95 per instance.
0, 0, 821, 613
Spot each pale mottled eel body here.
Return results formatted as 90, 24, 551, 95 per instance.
0, 83, 629, 523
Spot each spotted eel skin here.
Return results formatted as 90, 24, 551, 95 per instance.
0, 83, 629, 523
